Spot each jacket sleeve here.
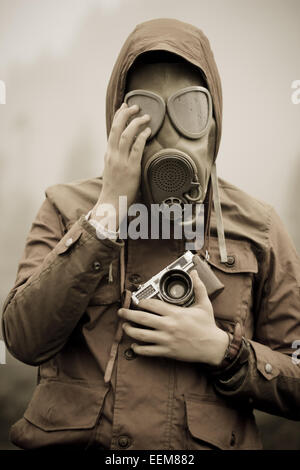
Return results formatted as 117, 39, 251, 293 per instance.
1, 196, 124, 366
214, 207, 300, 420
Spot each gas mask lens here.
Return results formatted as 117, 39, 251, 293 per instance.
124, 86, 212, 140
168, 87, 212, 139
125, 90, 166, 138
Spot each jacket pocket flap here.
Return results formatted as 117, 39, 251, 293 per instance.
206, 238, 258, 274
185, 394, 262, 450
24, 380, 108, 431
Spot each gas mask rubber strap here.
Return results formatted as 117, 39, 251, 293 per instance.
211, 163, 228, 264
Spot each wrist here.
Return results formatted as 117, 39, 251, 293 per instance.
206, 328, 230, 367
86, 208, 119, 241
91, 197, 120, 231
211, 337, 251, 385
206, 321, 244, 370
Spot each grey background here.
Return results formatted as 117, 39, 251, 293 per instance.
0, 0, 300, 449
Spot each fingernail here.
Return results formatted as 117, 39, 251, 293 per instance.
130, 104, 139, 110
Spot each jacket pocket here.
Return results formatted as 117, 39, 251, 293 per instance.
184, 394, 262, 450
23, 380, 108, 431
204, 237, 258, 326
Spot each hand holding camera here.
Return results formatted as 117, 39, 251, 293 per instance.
118, 254, 229, 366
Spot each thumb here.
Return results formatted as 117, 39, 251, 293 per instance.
189, 269, 209, 306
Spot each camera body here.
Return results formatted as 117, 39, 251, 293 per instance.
131, 251, 224, 308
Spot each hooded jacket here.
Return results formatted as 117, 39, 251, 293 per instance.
2, 18, 300, 450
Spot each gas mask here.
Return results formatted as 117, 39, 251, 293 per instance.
125, 61, 217, 213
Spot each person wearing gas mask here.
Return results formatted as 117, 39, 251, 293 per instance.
2, 18, 300, 450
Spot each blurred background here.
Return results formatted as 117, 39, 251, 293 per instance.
0, 0, 300, 450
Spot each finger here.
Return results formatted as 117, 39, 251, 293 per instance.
108, 104, 140, 150
189, 269, 208, 305
138, 298, 176, 316
118, 308, 164, 329
128, 126, 152, 163
131, 343, 170, 357
122, 323, 166, 344
114, 102, 127, 119
119, 114, 151, 156
108, 103, 128, 140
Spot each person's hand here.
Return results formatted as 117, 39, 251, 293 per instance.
91, 102, 151, 229
118, 270, 229, 365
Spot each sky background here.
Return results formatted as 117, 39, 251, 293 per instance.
0, 0, 300, 449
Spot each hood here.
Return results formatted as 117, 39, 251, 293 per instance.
105, 18, 222, 161
105, 18, 227, 263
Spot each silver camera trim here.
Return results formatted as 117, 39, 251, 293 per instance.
131, 250, 194, 306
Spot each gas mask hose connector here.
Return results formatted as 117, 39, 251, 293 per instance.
184, 184, 202, 202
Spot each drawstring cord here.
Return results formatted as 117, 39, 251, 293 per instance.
104, 244, 127, 384
120, 244, 125, 292
202, 177, 213, 260
211, 163, 228, 263
108, 261, 114, 283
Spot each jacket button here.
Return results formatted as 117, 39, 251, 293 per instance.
225, 255, 235, 266
118, 435, 131, 448
124, 348, 137, 360
93, 261, 102, 271
230, 431, 236, 446
265, 363, 273, 374
129, 273, 141, 284
65, 237, 73, 247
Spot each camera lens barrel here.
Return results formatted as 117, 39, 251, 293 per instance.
159, 269, 194, 306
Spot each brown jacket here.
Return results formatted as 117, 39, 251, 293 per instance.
2, 19, 300, 450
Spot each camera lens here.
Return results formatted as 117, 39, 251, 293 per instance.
167, 280, 187, 299
159, 269, 194, 306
